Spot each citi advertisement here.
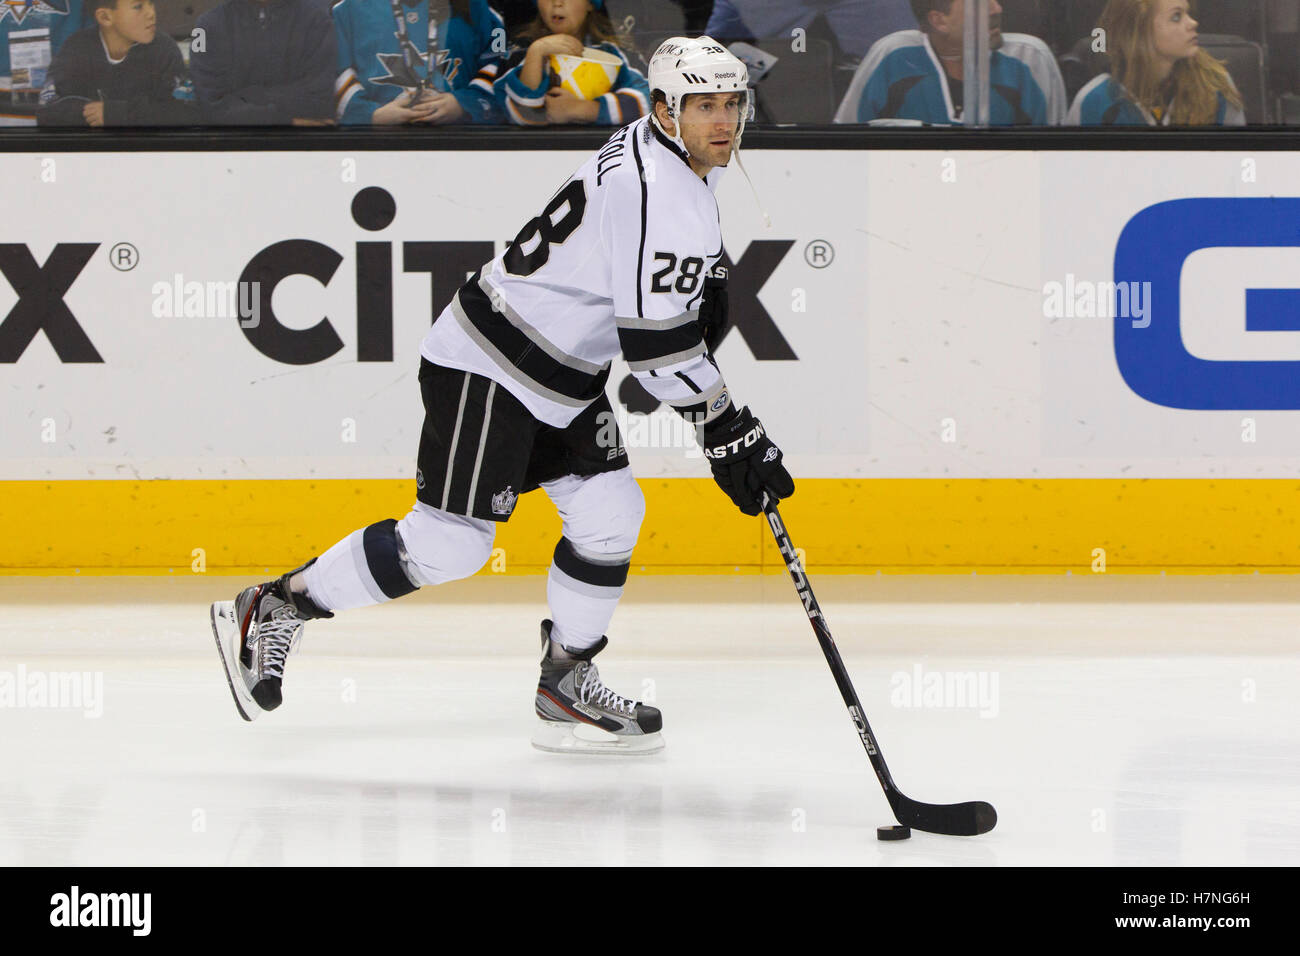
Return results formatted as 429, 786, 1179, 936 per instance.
0, 149, 866, 482
3, 149, 1300, 481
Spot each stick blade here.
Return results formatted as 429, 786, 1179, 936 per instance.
892, 797, 997, 837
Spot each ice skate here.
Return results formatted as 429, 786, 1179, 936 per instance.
210, 563, 332, 721
532, 620, 663, 755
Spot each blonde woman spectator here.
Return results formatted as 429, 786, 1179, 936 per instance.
1068, 0, 1244, 125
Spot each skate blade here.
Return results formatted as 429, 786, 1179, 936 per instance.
531, 720, 664, 756
210, 601, 258, 722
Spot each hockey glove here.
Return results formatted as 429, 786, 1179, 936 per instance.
697, 271, 729, 353
702, 406, 795, 516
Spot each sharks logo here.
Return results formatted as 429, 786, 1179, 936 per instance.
1, 0, 70, 25
371, 43, 462, 91
434, 47, 462, 86
372, 50, 424, 89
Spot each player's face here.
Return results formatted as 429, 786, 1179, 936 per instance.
936, 0, 1004, 51
539, 0, 589, 37
108, 0, 157, 44
678, 93, 742, 169
1151, 0, 1200, 62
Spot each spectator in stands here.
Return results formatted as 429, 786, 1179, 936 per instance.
834, 0, 1066, 125
1068, 0, 1244, 125
497, 0, 648, 125
190, 0, 336, 125
706, 0, 918, 62
333, 0, 505, 125
35, 0, 195, 125
1, 0, 88, 104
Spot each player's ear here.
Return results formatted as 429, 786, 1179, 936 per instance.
653, 99, 674, 134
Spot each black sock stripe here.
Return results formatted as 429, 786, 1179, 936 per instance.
553, 538, 630, 589
363, 519, 419, 600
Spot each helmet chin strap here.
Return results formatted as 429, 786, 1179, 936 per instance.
731, 146, 772, 230
652, 103, 689, 156
652, 101, 771, 229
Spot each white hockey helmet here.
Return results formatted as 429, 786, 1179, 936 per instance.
647, 36, 753, 156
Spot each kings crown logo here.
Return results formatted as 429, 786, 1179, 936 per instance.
491, 485, 517, 515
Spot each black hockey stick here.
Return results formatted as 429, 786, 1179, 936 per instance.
761, 495, 997, 837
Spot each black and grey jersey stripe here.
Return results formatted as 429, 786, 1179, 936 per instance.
450, 273, 612, 407
615, 309, 706, 372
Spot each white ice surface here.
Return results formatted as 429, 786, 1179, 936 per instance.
0, 575, 1296, 866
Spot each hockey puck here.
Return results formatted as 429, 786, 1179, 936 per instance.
877, 825, 911, 841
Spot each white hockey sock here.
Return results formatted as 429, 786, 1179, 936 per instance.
302, 506, 494, 612
541, 469, 643, 651
302, 520, 418, 612
547, 538, 629, 651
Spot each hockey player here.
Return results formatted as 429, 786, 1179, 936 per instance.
212, 36, 794, 754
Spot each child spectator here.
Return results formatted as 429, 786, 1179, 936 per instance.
35, 0, 195, 125
190, 0, 336, 125
332, 0, 505, 125
497, 0, 648, 126
1068, 0, 1244, 126
1, 0, 88, 103
834, 0, 1065, 125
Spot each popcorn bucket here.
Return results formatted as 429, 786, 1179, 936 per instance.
548, 47, 623, 100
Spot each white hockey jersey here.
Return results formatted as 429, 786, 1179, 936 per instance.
421, 114, 732, 429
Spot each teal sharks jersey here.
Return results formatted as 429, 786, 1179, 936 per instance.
332, 0, 505, 124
